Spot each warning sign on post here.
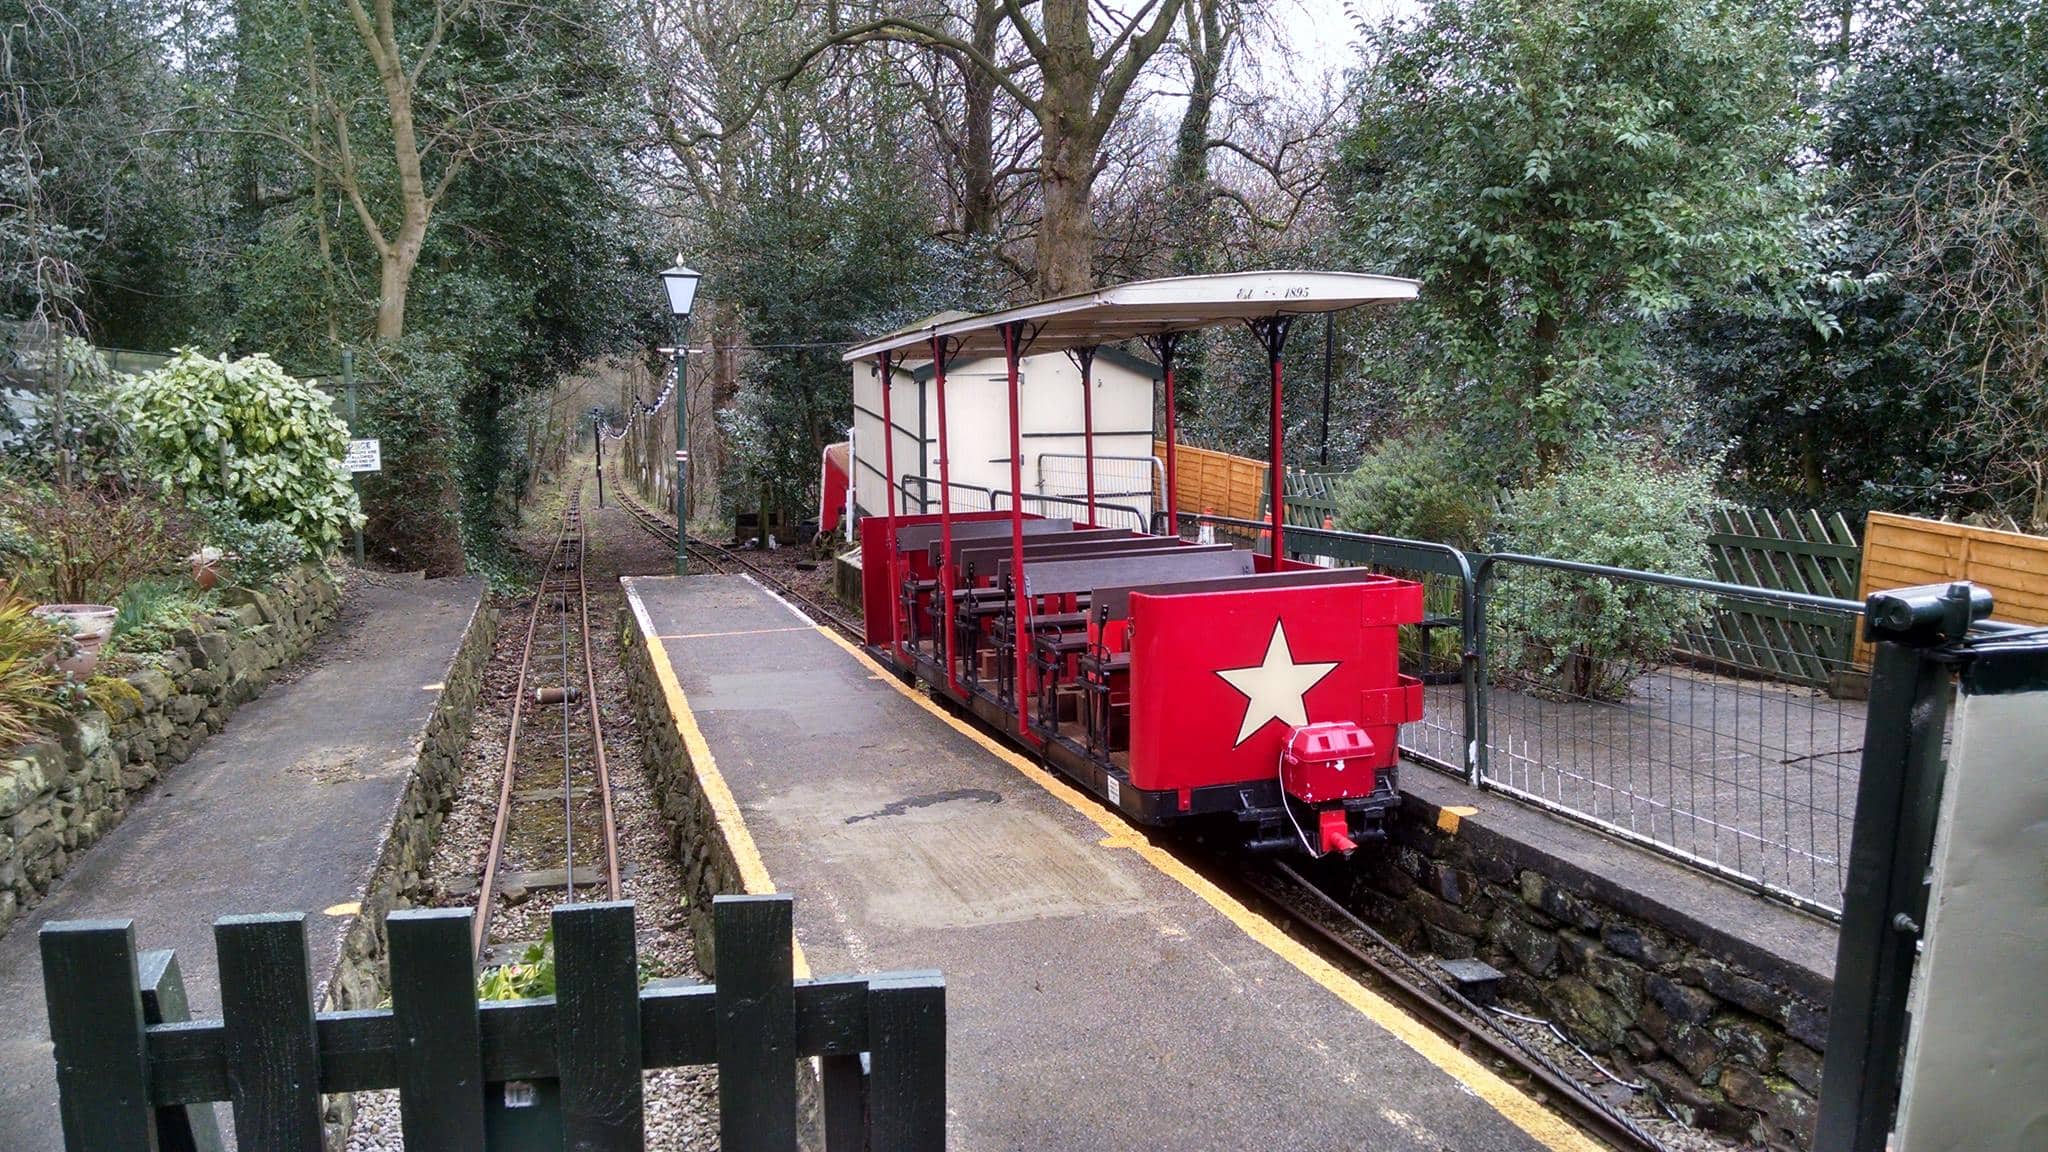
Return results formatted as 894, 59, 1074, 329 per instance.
343, 438, 382, 473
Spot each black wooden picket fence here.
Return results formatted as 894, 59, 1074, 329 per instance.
40, 894, 945, 1151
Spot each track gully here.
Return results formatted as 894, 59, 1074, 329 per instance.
473, 472, 622, 962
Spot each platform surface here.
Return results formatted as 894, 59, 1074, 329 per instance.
629, 573, 1595, 1152
0, 574, 483, 1151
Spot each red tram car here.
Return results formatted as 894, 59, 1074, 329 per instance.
846, 271, 1425, 855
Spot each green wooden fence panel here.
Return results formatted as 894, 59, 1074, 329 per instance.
1692, 507, 1864, 686
555, 901, 644, 1149
868, 972, 946, 1152
41, 921, 154, 1152
716, 894, 798, 1152
389, 909, 487, 1150
41, 897, 944, 1151
214, 914, 323, 1152
138, 949, 224, 1152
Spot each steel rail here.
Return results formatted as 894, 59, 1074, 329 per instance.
1257, 859, 1669, 1152
473, 473, 621, 963
606, 464, 863, 638
577, 509, 622, 897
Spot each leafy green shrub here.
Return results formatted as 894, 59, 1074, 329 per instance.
195, 499, 306, 588
1334, 432, 1495, 550
0, 591, 66, 751
1490, 441, 1721, 699
107, 580, 212, 656
120, 350, 362, 551
477, 934, 556, 1001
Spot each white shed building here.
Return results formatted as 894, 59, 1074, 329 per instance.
848, 343, 1161, 531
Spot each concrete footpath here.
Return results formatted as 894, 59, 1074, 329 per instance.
0, 574, 483, 1150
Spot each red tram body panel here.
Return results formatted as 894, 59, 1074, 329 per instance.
1125, 579, 1424, 796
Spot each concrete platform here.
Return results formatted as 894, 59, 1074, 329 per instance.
0, 574, 484, 1150
627, 573, 1602, 1152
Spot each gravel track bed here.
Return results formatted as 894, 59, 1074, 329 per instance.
347, 463, 716, 1150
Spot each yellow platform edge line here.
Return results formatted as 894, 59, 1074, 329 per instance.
814, 623, 1603, 1152
622, 578, 811, 980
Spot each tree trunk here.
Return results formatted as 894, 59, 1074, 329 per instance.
1034, 0, 1101, 295
959, 1, 1000, 240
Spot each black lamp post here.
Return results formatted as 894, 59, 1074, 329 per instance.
660, 263, 701, 576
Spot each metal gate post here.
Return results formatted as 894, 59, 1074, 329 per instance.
1815, 581, 1991, 1152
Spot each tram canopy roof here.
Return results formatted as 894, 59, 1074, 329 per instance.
842, 269, 1419, 364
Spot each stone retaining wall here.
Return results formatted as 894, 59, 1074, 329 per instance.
618, 602, 750, 967
317, 593, 497, 1148
1349, 791, 1829, 1150
0, 564, 343, 934
618, 594, 830, 1148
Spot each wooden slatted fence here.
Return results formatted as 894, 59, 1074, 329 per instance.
1683, 507, 1864, 687
1856, 511, 2048, 663
1154, 439, 1266, 521
39, 895, 945, 1152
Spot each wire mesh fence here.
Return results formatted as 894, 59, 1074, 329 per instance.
1034, 452, 1160, 516
1474, 556, 1868, 916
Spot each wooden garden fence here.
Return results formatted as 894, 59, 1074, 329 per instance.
40, 895, 945, 1152
1855, 511, 2048, 663
1154, 439, 1266, 521
1684, 507, 1864, 688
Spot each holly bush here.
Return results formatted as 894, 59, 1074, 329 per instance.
121, 350, 362, 551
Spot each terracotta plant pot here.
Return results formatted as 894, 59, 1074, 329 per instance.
34, 603, 117, 680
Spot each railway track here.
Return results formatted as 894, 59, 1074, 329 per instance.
604, 463, 1667, 1150
473, 474, 622, 961
1239, 857, 1673, 1152
608, 468, 864, 637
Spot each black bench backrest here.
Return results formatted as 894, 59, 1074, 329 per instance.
1092, 565, 1395, 622
939, 528, 1137, 570
895, 517, 1071, 553
1020, 547, 1252, 598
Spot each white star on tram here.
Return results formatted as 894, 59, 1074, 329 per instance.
1215, 620, 1339, 747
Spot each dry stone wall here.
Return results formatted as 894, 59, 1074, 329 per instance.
0, 564, 342, 934
318, 595, 497, 1148
1351, 793, 1829, 1150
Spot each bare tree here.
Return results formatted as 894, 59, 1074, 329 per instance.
784, 0, 1186, 294
1902, 106, 2048, 530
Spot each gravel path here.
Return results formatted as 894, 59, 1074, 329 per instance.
347, 462, 717, 1150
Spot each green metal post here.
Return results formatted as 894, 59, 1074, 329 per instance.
343, 350, 364, 568
673, 316, 692, 576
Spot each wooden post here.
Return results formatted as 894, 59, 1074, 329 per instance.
388, 909, 486, 1150
716, 894, 797, 1152
820, 1053, 868, 1152
139, 949, 225, 1152
40, 920, 154, 1152
554, 901, 644, 1149
868, 971, 946, 1151
214, 914, 324, 1152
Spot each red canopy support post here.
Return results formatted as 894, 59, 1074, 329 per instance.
1142, 333, 1183, 536
877, 350, 902, 658
1069, 345, 1099, 525
931, 336, 960, 695
1002, 321, 1034, 742
1249, 317, 1297, 564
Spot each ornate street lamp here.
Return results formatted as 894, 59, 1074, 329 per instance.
660, 263, 701, 575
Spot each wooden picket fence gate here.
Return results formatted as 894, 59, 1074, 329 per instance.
40, 895, 944, 1152
1682, 507, 1863, 687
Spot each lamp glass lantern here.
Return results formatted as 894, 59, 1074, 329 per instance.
660, 264, 700, 574
660, 264, 701, 319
